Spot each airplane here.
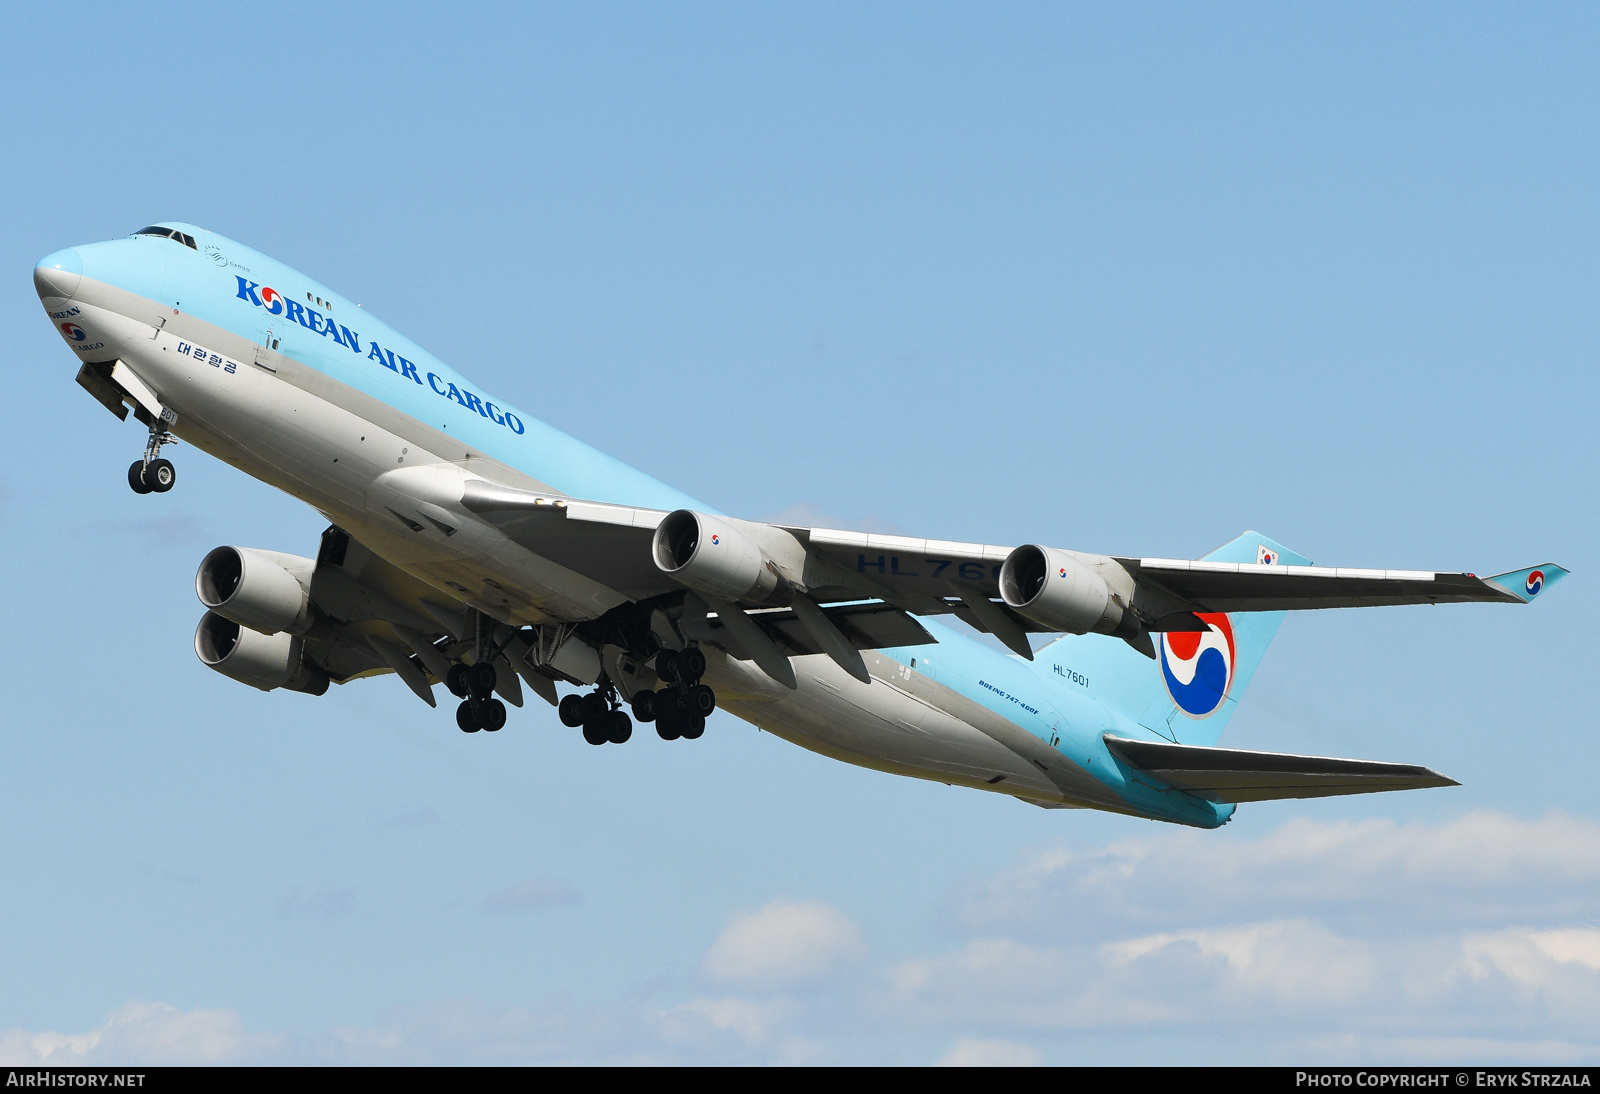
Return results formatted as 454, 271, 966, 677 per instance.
33, 223, 1568, 829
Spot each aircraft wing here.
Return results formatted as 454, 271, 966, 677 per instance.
455, 477, 1562, 674
1103, 736, 1459, 803
461, 479, 678, 601
1117, 556, 1564, 613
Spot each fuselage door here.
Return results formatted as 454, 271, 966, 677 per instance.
254, 325, 280, 371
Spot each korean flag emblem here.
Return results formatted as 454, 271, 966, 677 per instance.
1256, 544, 1279, 566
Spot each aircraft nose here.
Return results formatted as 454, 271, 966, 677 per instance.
34, 247, 82, 300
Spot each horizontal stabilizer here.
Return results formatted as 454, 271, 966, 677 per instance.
1103, 735, 1458, 803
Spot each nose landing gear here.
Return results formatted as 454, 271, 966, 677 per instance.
128, 425, 178, 495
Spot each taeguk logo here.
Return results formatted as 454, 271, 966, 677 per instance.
61, 322, 86, 341
1525, 570, 1545, 597
1158, 613, 1236, 719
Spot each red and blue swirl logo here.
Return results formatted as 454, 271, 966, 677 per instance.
60, 322, 87, 341
1158, 613, 1236, 719
710, 534, 720, 546
1525, 570, 1545, 597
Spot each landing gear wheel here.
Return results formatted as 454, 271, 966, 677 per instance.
447, 664, 471, 699
681, 714, 706, 740
677, 646, 706, 683
144, 458, 176, 493
480, 698, 507, 732
128, 461, 153, 494
558, 693, 585, 727
654, 649, 680, 685
657, 688, 688, 720
456, 701, 480, 733
605, 709, 632, 744
656, 715, 682, 741
688, 683, 716, 717
467, 661, 497, 697
580, 692, 609, 724
581, 718, 608, 746
630, 690, 657, 723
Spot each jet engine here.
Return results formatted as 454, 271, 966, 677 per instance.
196, 546, 314, 635
653, 510, 781, 602
194, 611, 328, 694
999, 544, 1127, 635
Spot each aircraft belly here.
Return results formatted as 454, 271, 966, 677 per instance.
707, 651, 1065, 800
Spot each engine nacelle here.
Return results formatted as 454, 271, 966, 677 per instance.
194, 611, 328, 694
999, 544, 1126, 635
652, 510, 780, 602
196, 546, 314, 635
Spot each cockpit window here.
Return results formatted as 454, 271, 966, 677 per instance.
134, 226, 198, 250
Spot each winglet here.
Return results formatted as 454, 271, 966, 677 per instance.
1483, 564, 1569, 604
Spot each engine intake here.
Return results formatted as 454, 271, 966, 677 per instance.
652, 510, 780, 602
194, 611, 328, 694
196, 546, 314, 635
999, 544, 1126, 635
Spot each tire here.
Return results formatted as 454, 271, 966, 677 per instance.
456, 702, 480, 733
605, 709, 632, 744
688, 683, 716, 717
655, 715, 682, 741
630, 689, 657, 723
654, 649, 679, 685
581, 718, 608, 746
481, 698, 507, 732
658, 688, 688, 719
145, 458, 176, 492
580, 692, 608, 724
677, 646, 706, 683
467, 660, 497, 697
447, 664, 471, 699
128, 461, 152, 495
558, 693, 585, 727
680, 714, 706, 740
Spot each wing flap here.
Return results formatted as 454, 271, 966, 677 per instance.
461, 480, 678, 600
684, 601, 936, 659
1103, 735, 1458, 803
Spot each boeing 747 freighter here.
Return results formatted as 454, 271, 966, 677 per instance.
32, 223, 1567, 828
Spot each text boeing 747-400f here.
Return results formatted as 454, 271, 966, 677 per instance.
32, 222, 1568, 829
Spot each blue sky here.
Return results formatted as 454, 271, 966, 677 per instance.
0, 2, 1595, 1064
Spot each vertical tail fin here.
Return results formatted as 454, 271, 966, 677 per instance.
1038, 531, 1308, 745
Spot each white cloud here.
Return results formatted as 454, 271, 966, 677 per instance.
938, 1037, 1042, 1066
0, 1002, 279, 1066
14, 812, 1599, 1065
699, 899, 866, 990
953, 811, 1600, 939
880, 813, 1600, 1051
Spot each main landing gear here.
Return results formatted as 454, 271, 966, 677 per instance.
447, 659, 506, 733
128, 425, 178, 495
555, 646, 717, 746
558, 684, 633, 746
635, 647, 715, 741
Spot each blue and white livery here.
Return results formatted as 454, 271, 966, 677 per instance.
32, 223, 1570, 828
